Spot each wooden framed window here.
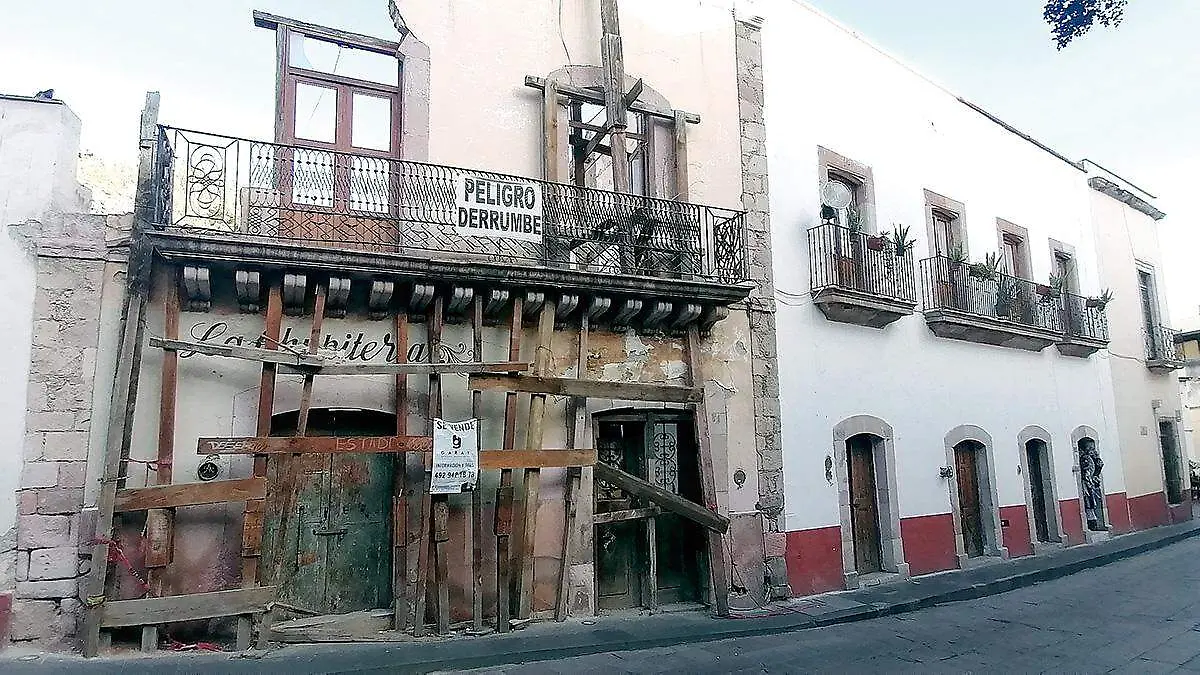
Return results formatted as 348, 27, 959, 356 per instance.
996, 219, 1032, 280
818, 147, 875, 232
567, 94, 652, 196
924, 190, 967, 258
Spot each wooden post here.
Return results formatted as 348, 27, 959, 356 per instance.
495, 293, 523, 632
81, 92, 158, 658
268, 282, 326, 593
516, 299, 557, 619
686, 326, 730, 617
599, 0, 631, 195
543, 80, 560, 182
470, 294, 485, 630
141, 270, 181, 651
246, 279, 283, 590
673, 110, 689, 201
413, 293, 443, 636
555, 312, 588, 621
392, 311, 410, 631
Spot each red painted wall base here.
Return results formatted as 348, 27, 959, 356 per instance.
1000, 504, 1033, 557
1128, 491, 1170, 531
1059, 498, 1084, 545
784, 526, 844, 596
900, 513, 957, 576
1105, 492, 1131, 534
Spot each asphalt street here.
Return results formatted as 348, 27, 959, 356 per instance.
466, 534, 1200, 674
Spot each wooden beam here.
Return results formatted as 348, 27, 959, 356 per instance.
687, 326, 730, 617
413, 293, 443, 637
591, 506, 660, 525
623, 78, 644, 111
429, 295, 450, 636
115, 478, 267, 512
555, 311, 589, 622
593, 462, 728, 534
253, 10, 400, 54
495, 293, 523, 633
245, 279, 282, 592
100, 587, 275, 628
392, 311, 410, 632
525, 76, 700, 124
516, 299, 557, 619
674, 110, 689, 201
198, 436, 433, 455
481, 449, 594, 470
544, 79, 561, 182
469, 374, 702, 404
469, 295, 485, 631
149, 336, 323, 369
279, 361, 530, 376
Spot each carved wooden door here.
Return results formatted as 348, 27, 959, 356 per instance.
847, 435, 882, 574
955, 443, 985, 558
266, 409, 394, 615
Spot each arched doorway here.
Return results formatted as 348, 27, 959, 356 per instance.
1024, 438, 1056, 544
953, 440, 987, 558
1076, 436, 1107, 531
846, 433, 884, 574
832, 415, 906, 586
264, 407, 397, 615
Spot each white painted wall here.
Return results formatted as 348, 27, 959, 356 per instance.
761, 4, 1123, 533
1087, 171, 1181, 500
0, 96, 92, 547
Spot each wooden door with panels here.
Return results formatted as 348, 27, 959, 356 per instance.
846, 434, 883, 574
265, 408, 395, 615
594, 409, 704, 611
954, 441, 986, 558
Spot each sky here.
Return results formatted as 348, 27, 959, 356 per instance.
1, 0, 1196, 319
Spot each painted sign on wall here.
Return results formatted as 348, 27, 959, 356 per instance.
431, 418, 479, 494
454, 174, 544, 242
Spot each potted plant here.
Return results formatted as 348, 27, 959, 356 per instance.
866, 234, 887, 251
1037, 273, 1065, 301
969, 251, 1001, 281
1086, 288, 1114, 309
890, 224, 914, 257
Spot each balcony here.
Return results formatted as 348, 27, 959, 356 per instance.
919, 256, 1063, 351
807, 223, 916, 328
1146, 325, 1185, 372
1056, 292, 1110, 358
146, 127, 751, 321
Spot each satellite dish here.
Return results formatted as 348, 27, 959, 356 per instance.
820, 180, 853, 210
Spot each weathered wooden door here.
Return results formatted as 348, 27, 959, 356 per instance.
267, 408, 395, 614
955, 442, 985, 558
1025, 441, 1051, 543
846, 435, 882, 574
594, 410, 703, 611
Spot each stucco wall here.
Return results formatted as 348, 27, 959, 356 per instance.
395, 0, 743, 212
0, 98, 93, 586
762, 4, 1123, 535
1088, 185, 1180, 500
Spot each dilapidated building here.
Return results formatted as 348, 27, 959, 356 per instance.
6, 0, 785, 651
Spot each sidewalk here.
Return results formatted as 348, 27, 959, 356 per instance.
8, 517, 1200, 674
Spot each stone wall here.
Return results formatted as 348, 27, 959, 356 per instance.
736, 17, 788, 600
9, 213, 126, 647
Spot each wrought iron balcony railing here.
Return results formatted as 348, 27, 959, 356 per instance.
1059, 291, 1109, 343
808, 223, 916, 304
919, 256, 1062, 333
150, 126, 748, 283
1145, 324, 1184, 363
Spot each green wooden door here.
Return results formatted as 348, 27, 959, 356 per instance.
266, 409, 395, 615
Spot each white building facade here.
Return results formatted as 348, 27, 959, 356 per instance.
759, 3, 1181, 595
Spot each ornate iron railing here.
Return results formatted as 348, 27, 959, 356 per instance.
808, 223, 916, 303
1145, 324, 1183, 362
919, 256, 1062, 333
1060, 291, 1109, 343
151, 126, 748, 283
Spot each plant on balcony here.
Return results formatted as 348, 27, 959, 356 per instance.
890, 224, 914, 257
1037, 273, 1066, 301
866, 234, 887, 251
1086, 288, 1114, 309
969, 252, 1002, 281
995, 276, 1021, 318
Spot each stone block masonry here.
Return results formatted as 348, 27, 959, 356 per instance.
10, 213, 118, 647
736, 17, 789, 600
